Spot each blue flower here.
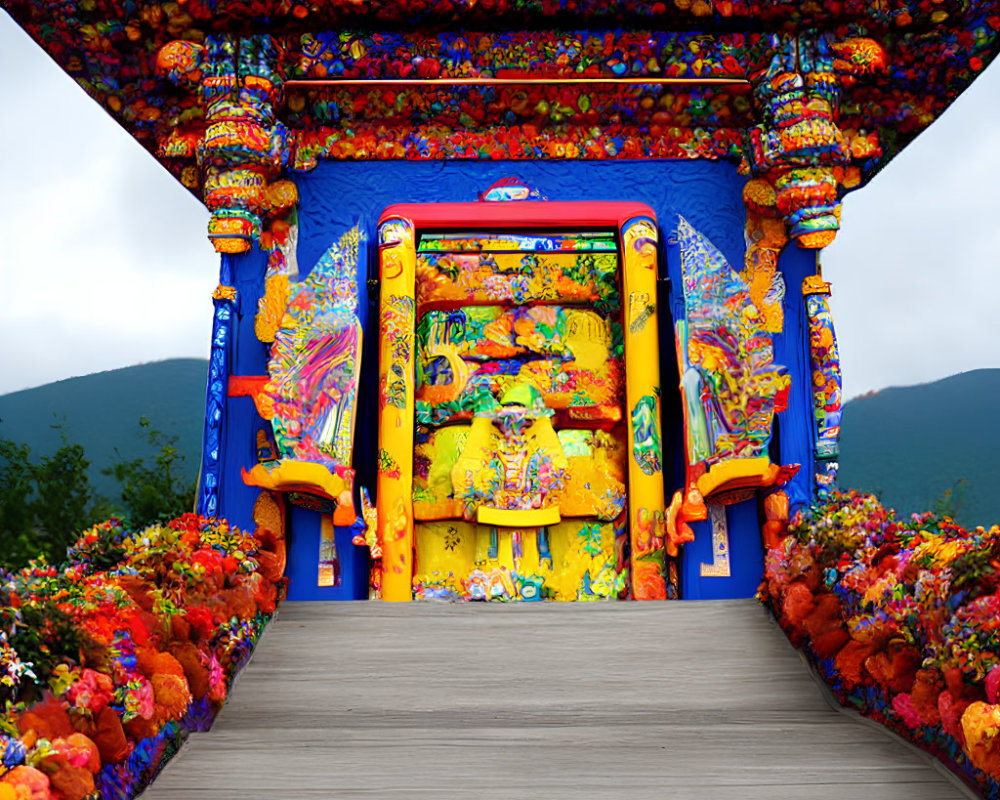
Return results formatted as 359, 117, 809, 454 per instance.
2, 734, 27, 768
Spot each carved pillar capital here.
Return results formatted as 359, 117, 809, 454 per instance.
742, 34, 887, 251
157, 34, 293, 253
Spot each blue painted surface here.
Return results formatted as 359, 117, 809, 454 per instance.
661, 216, 815, 599
285, 506, 370, 601
215, 158, 815, 600
215, 248, 269, 536
196, 253, 234, 519
680, 502, 764, 600
773, 245, 819, 512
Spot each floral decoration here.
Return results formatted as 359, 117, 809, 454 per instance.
2, 1, 996, 220
0, 513, 284, 800
761, 490, 1000, 797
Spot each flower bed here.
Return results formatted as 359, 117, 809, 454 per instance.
761, 490, 1000, 798
0, 513, 285, 800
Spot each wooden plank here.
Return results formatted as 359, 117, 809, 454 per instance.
142, 600, 971, 800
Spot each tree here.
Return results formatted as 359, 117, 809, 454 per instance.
0, 416, 196, 571
0, 438, 37, 567
0, 431, 108, 570
103, 415, 196, 528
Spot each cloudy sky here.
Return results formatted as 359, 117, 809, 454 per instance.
1, 10, 999, 400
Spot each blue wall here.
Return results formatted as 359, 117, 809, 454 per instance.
211, 158, 815, 600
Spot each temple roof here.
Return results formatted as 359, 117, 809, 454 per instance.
2, 1, 997, 209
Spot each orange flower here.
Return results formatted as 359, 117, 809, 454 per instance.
633, 560, 666, 601
47, 766, 93, 800
833, 639, 876, 686
169, 642, 211, 700
803, 593, 842, 640
911, 668, 944, 726
75, 706, 130, 765
780, 582, 816, 630
152, 673, 192, 724
18, 696, 73, 742
961, 703, 1000, 777
1, 766, 53, 800
811, 627, 849, 659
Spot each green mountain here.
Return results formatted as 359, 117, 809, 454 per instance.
0, 359, 209, 502
838, 369, 1000, 529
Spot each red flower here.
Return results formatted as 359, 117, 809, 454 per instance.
66, 669, 114, 716
184, 606, 216, 641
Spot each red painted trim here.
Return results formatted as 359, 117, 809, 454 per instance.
378, 200, 656, 230
286, 77, 748, 87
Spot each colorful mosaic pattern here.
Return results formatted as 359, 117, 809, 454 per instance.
675, 216, 788, 465
262, 225, 364, 469
803, 277, 842, 461
413, 518, 627, 602
451, 388, 569, 520
288, 30, 757, 81
763, 491, 1000, 798
3, 1, 997, 222
415, 305, 624, 425
197, 263, 235, 518
415, 231, 619, 309
386, 208, 668, 601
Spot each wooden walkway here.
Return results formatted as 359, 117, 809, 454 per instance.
144, 601, 973, 800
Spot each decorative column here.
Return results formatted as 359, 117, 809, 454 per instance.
621, 217, 669, 600
156, 35, 287, 253
802, 275, 843, 495
376, 218, 418, 602
742, 33, 887, 254
197, 265, 236, 518
738, 33, 883, 510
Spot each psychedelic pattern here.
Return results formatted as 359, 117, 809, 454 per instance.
197, 264, 235, 519
415, 231, 619, 310
3, 1, 997, 251
409, 228, 630, 598
451, 385, 569, 522
763, 491, 1000, 798
287, 30, 756, 81
415, 305, 624, 425
374, 203, 672, 601
803, 275, 843, 493
413, 426, 627, 522
675, 216, 788, 468
262, 225, 364, 471
412, 518, 627, 602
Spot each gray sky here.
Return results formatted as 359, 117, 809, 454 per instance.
1, 10, 999, 399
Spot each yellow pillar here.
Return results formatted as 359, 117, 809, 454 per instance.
377, 218, 417, 601
621, 217, 668, 600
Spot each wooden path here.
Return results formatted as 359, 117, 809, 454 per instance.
144, 601, 973, 800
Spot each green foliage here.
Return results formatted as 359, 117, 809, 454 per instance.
103, 415, 196, 529
0, 599, 93, 702
0, 439, 34, 558
0, 416, 195, 572
0, 425, 109, 570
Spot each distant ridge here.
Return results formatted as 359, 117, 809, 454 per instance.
0, 359, 208, 500
838, 368, 1000, 529
1, 361, 996, 529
